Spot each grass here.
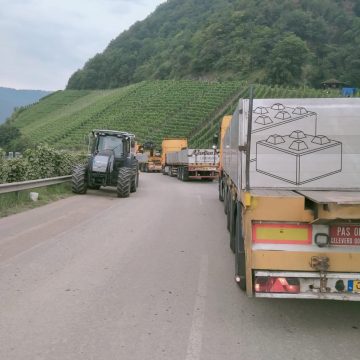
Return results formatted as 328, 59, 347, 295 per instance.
0, 183, 73, 218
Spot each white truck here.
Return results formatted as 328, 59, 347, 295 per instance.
220, 96, 360, 300
166, 148, 219, 181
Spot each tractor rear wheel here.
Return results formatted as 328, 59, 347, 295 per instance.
117, 167, 131, 198
130, 163, 138, 193
72, 165, 87, 194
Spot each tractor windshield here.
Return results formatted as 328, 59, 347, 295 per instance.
97, 135, 123, 157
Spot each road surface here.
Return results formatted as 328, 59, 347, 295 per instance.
0, 173, 359, 360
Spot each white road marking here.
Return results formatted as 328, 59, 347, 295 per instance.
185, 255, 208, 360
197, 195, 203, 205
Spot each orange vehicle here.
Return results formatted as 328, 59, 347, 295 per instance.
136, 141, 162, 172
161, 138, 188, 176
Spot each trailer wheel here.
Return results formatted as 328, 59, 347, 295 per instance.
183, 168, 189, 182
226, 190, 231, 231
224, 185, 228, 215
235, 201, 246, 291
219, 178, 224, 202
229, 198, 236, 253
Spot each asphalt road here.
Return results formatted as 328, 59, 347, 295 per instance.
0, 173, 359, 360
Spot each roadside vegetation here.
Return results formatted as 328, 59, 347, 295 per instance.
0, 145, 84, 184
0, 183, 72, 218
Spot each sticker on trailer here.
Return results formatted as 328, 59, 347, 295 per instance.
330, 225, 360, 246
243, 98, 360, 190
252, 223, 312, 244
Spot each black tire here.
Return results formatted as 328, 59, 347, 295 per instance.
229, 198, 236, 253
183, 167, 189, 182
218, 178, 224, 202
130, 175, 137, 193
117, 167, 131, 198
235, 201, 246, 291
130, 163, 138, 193
72, 165, 87, 194
226, 190, 231, 231
224, 185, 228, 214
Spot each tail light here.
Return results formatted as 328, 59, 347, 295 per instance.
255, 277, 300, 293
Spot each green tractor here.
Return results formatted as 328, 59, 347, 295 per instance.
72, 130, 139, 197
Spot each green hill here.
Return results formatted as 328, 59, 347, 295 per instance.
9, 80, 340, 150
67, 0, 360, 90
10, 80, 243, 149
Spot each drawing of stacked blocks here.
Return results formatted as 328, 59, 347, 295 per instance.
256, 130, 342, 185
250, 103, 317, 160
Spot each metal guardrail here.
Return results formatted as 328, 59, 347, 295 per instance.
0, 175, 71, 195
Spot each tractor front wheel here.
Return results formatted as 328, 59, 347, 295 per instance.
117, 168, 131, 198
72, 165, 87, 194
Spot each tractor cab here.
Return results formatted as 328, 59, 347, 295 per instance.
90, 130, 134, 159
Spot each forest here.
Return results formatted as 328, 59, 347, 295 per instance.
67, 0, 360, 90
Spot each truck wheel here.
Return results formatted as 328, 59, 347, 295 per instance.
235, 202, 246, 291
183, 168, 189, 182
72, 165, 88, 194
230, 199, 236, 253
117, 168, 131, 198
219, 178, 224, 202
226, 191, 231, 231
177, 167, 181, 180
224, 186, 228, 215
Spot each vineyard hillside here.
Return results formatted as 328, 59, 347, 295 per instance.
10, 81, 243, 149
10, 81, 343, 150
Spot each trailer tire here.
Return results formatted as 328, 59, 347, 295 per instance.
226, 190, 231, 231
235, 201, 246, 291
229, 198, 236, 253
219, 178, 224, 201
183, 168, 189, 182
224, 185, 228, 215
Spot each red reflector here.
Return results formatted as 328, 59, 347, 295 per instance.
254, 277, 300, 294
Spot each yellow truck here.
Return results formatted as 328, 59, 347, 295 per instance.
136, 141, 162, 172
161, 138, 188, 176
219, 96, 360, 300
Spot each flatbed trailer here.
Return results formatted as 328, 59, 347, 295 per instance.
166, 148, 219, 181
219, 96, 360, 300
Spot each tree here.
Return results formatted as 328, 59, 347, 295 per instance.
0, 124, 21, 151
266, 34, 310, 86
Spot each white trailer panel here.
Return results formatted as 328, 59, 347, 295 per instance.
224, 98, 360, 190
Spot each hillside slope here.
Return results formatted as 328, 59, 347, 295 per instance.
10, 80, 340, 150
11, 81, 243, 149
67, 0, 360, 90
0, 87, 51, 123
